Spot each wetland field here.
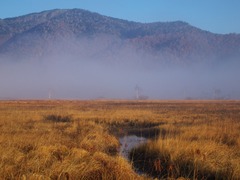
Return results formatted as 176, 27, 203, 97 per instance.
0, 100, 239, 179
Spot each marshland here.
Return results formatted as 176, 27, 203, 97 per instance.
0, 100, 239, 179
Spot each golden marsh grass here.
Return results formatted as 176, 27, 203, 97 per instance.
0, 100, 239, 179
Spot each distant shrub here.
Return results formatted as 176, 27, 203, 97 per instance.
44, 114, 72, 123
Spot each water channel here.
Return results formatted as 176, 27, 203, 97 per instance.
119, 135, 147, 159
115, 125, 161, 177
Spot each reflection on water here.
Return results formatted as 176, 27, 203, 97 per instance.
119, 135, 147, 159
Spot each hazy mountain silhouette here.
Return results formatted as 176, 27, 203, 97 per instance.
0, 9, 240, 65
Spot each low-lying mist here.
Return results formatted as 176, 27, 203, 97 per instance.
0, 36, 239, 100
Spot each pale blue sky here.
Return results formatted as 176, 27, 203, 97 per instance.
0, 0, 240, 34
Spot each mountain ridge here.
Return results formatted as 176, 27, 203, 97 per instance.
0, 9, 240, 64
1, 9, 240, 99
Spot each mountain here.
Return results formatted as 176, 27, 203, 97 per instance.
0, 9, 240, 65
1, 9, 240, 99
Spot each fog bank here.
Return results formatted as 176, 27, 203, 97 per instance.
0, 37, 240, 100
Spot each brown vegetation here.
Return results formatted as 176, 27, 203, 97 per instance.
130, 100, 240, 179
0, 100, 239, 179
0, 100, 141, 179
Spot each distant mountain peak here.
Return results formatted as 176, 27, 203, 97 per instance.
0, 9, 240, 64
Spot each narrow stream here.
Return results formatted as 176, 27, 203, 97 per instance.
119, 135, 147, 159
117, 126, 160, 160
116, 126, 161, 177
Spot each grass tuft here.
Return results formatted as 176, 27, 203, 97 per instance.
44, 114, 72, 123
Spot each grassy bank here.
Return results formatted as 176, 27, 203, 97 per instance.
0, 100, 142, 179
130, 101, 240, 179
0, 100, 239, 179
